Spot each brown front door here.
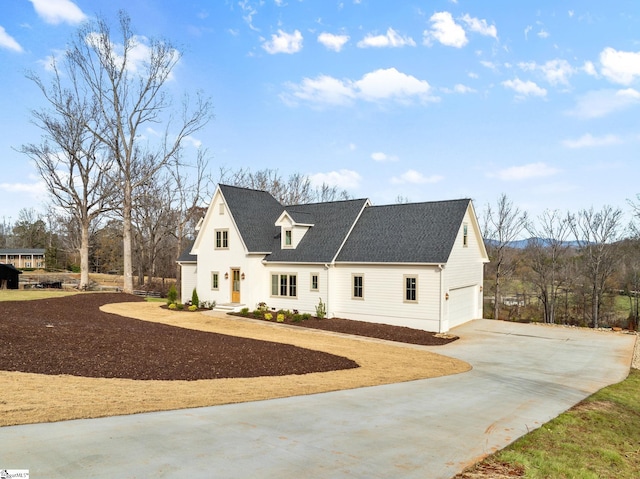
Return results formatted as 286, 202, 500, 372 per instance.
231, 269, 241, 303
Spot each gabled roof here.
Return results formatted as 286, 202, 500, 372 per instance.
219, 184, 284, 253
0, 263, 22, 274
265, 199, 369, 263
0, 248, 45, 255
336, 199, 471, 264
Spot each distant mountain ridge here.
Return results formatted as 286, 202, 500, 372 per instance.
484, 237, 583, 249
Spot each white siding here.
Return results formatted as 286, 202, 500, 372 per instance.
192, 189, 264, 308
180, 264, 197, 302
331, 264, 443, 332
441, 205, 486, 330
262, 264, 329, 315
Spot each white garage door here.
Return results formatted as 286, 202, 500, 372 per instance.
448, 286, 477, 328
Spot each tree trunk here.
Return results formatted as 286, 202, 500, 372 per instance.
80, 220, 90, 290
123, 184, 134, 294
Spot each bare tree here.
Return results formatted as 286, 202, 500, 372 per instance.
65, 11, 212, 293
482, 193, 527, 320
569, 206, 623, 328
21, 62, 115, 289
172, 148, 212, 291
219, 167, 350, 205
525, 210, 572, 324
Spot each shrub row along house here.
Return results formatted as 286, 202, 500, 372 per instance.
178, 184, 488, 333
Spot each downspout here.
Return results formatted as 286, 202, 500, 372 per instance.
324, 263, 330, 318
438, 264, 445, 333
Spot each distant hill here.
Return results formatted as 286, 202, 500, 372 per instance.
484, 237, 583, 249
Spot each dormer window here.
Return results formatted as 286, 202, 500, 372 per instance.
284, 229, 292, 247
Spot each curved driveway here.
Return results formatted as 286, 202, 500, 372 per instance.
0, 319, 635, 478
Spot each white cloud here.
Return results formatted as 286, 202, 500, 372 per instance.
423, 11, 467, 48
562, 133, 622, 149
502, 78, 547, 98
310, 169, 361, 189
282, 67, 436, 107
0, 181, 47, 195
518, 59, 575, 86
524, 25, 532, 40
0, 26, 22, 52
569, 88, 640, 118
488, 162, 559, 181
282, 75, 355, 106
357, 28, 416, 48
355, 68, 433, 102
29, 0, 86, 25
391, 170, 444, 185
184, 135, 203, 149
443, 83, 476, 94
537, 29, 550, 38
262, 29, 303, 54
317, 32, 349, 52
480, 60, 497, 71
582, 60, 598, 77
460, 14, 497, 39
599, 47, 640, 85
371, 152, 399, 162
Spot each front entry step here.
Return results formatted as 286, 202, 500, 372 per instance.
213, 303, 245, 312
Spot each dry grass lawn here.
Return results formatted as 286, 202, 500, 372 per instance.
1, 301, 470, 427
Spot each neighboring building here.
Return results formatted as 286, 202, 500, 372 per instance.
180, 184, 489, 333
0, 249, 46, 269
0, 263, 22, 289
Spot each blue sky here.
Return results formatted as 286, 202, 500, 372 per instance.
1, 0, 639, 229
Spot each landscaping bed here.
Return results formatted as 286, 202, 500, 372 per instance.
0, 293, 358, 380
230, 308, 458, 346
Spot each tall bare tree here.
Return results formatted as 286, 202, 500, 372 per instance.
525, 209, 572, 324
65, 11, 212, 293
219, 167, 350, 205
482, 193, 527, 320
569, 205, 623, 328
21, 62, 115, 289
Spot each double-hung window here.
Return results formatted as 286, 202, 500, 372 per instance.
215, 229, 228, 249
271, 274, 297, 298
211, 272, 219, 290
284, 229, 292, 247
310, 273, 319, 292
352, 274, 364, 299
404, 275, 418, 302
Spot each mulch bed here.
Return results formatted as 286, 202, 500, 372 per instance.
230, 313, 458, 346
0, 293, 358, 381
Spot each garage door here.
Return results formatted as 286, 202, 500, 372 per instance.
448, 286, 477, 328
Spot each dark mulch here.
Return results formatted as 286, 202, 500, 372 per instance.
0, 293, 358, 381
230, 313, 458, 346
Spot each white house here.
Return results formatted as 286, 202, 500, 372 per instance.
178, 184, 489, 333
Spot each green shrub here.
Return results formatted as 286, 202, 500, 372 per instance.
168, 303, 177, 310
292, 314, 302, 322
315, 297, 326, 319
188, 305, 198, 312
302, 313, 311, 320
191, 288, 199, 307
175, 303, 184, 310
240, 307, 250, 316
252, 309, 262, 318
167, 284, 178, 305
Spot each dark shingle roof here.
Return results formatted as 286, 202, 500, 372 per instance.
219, 184, 284, 253
265, 199, 369, 263
0, 249, 45, 255
336, 199, 471, 264
177, 241, 196, 262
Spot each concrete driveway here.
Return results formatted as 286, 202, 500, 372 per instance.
0, 319, 635, 478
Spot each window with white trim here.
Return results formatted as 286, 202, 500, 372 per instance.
352, 274, 364, 299
310, 273, 319, 292
211, 272, 219, 290
271, 274, 297, 298
215, 229, 228, 249
284, 229, 292, 247
404, 275, 418, 303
